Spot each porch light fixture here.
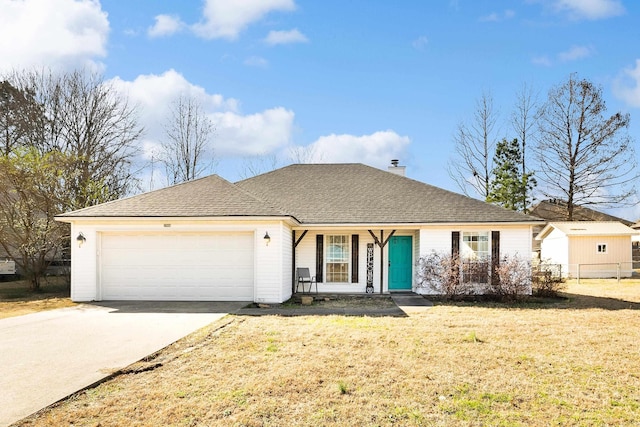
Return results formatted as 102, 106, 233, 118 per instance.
76, 232, 86, 248
264, 231, 271, 246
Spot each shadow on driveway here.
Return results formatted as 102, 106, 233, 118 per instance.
90, 301, 249, 314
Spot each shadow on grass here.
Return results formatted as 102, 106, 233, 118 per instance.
237, 306, 408, 317
238, 295, 408, 317
0, 278, 70, 301
431, 293, 640, 311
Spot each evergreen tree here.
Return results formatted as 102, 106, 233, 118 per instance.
487, 138, 535, 211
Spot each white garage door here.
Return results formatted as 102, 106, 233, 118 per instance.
100, 232, 254, 301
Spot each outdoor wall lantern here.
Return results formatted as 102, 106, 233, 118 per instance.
76, 232, 86, 248
264, 231, 271, 246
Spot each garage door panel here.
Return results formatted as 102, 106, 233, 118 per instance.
100, 232, 254, 301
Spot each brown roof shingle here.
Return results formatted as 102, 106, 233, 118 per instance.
59, 163, 543, 224
236, 164, 540, 224
529, 199, 633, 226
58, 175, 285, 218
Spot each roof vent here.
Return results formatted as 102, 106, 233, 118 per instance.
388, 159, 406, 176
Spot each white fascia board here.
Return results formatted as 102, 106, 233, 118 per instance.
293, 221, 542, 230
56, 215, 298, 226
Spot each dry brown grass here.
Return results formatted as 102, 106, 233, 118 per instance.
0, 277, 74, 319
17, 280, 640, 426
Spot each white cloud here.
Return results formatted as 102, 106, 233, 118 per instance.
212, 108, 295, 156
412, 36, 429, 51
110, 70, 240, 162
192, 0, 296, 40
110, 70, 294, 159
0, 0, 109, 73
111, 69, 238, 122
558, 45, 594, 62
301, 131, 410, 168
148, 14, 184, 38
479, 9, 515, 22
549, 0, 625, 20
532, 56, 552, 67
532, 45, 593, 67
613, 59, 640, 108
244, 56, 269, 68
264, 28, 308, 45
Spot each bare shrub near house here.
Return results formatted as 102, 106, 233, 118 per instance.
531, 262, 565, 297
488, 254, 532, 301
416, 252, 472, 299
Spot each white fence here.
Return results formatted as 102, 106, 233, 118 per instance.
575, 262, 635, 283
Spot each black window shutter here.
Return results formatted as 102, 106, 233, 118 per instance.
351, 234, 359, 283
491, 231, 500, 285
316, 234, 324, 283
451, 231, 460, 258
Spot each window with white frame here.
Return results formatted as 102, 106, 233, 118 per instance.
326, 235, 349, 282
597, 243, 607, 254
461, 231, 490, 283
462, 232, 489, 259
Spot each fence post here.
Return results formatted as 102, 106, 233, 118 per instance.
617, 263, 621, 284
577, 264, 580, 284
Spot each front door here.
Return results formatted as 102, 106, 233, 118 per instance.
388, 236, 412, 290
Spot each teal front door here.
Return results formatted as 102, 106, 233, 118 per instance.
388, 236, 413, 290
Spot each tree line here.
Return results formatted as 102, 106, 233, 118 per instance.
448, 73, 639, 217
1, 69, 637, 289
0, 69, 214, 289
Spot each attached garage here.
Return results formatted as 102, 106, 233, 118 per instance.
56, 165, 542, 303
99, 232, 255, 301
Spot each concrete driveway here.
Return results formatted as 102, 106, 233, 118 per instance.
0, 301, 246, 426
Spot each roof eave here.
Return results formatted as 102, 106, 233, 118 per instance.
55, 215, 299, 225
294, 220, 543, 230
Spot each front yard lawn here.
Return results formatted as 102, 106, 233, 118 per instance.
16, 280, 640, 426
0, 277, 74, 319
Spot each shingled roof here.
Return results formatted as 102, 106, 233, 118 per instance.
536, 221, 639, 240
59, 163, 543, 224
530, 199, 633, 226
236, 164, 541, 224
58, 174, 285, 218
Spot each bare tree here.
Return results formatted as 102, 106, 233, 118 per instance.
448, 91, 500, 199
289, 144, 320, 164
4, 69, 143, 208
511, 83, 539, 212
534, 73, 639, 220
237, 153, 280, 180
0, 81, 44, 156
0, 69, 143, 289
161, 95, 215, 185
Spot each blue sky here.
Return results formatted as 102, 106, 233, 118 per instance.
2, 0, 640, 219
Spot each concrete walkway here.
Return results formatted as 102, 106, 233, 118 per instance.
0, 301, 245, 427
237, 293, 432, 316
390, 294, 433, 315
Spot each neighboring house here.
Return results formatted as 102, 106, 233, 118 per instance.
536, 222, 638, 279
529, 199, 634, 258
56, 163, 544, 303
529, 199, 634, 225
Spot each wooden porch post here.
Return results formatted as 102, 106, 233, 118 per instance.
292, 230, 308, 295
